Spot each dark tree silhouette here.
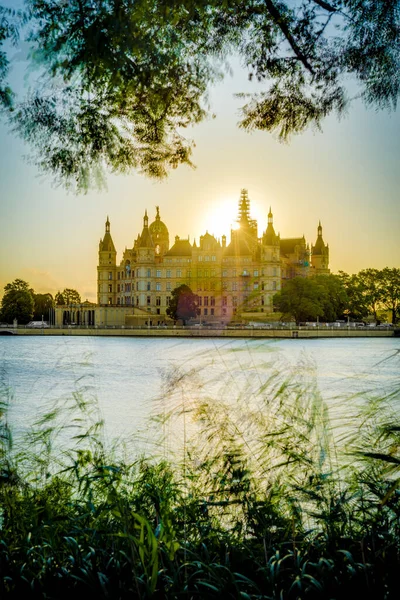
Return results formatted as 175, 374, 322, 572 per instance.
166, 284, 198, 325
0, 1, 399, 190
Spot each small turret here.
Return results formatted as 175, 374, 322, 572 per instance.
97, 216, 117, 305
311, 221, 330, 274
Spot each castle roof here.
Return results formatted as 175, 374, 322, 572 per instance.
138, 210, 154, 248
164, 238, 192, 256
280, 237, 305, 256
224, 236, 253, 256
99, 217, 116, 252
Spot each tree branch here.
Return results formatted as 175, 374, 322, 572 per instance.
264, 0, 315, 74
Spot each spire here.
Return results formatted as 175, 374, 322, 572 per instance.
317, 221, 322, 237
143, 209, 148, 227
155, 205, 160, 220
105, 215, 110, 233
263, 205, 277, 246
238, 189, 250, 226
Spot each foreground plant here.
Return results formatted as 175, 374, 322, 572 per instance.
0, 353, 399, 598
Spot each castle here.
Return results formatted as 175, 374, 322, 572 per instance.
56, 190, 329, 327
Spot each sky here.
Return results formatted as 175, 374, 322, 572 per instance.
0, 12, 399, 301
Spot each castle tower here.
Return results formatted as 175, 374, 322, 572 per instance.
231, 189, 258, 250
311, 221, 330, 274
149, 205, 169, 256
137, 210, 154, 262
97, 216, 117, 305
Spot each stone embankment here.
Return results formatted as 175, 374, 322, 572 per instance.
8, 327, 398, 339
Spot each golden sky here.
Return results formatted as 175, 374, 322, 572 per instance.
0, 57, 399, 301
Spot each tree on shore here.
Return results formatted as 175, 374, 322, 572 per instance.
166, 285, 197, 325
0, 278, 34, 324
273, 277, 326, 325
0, 1, 399, 190
55, 289, 81, 306
378, 267, 400, 324
32, 292, 54, 321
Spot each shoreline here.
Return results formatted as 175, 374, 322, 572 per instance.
2, 327, 397, 339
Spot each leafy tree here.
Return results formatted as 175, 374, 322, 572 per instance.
32, 292, 54, 321
1, 1, 399, 190
0, 278, 34, 324
166, 284, 197, 325
56, 288, 81, 305
55, 291, 65, 305
313, 274, 349, 321
273, 276, 327, 324
378, 267, 400, 324
352, 268, 383, 324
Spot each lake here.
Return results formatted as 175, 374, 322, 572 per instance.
1, 336, 399, 460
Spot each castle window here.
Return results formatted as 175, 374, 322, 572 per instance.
204, 270, 209, 278
166, 282, 171, 291
156, 296, 161, 306
109, 254, 111, 259
198, 296, 202, 306
177, 269, 182, 277
147, 296, 151, 305
272, 281, 277, 290
233, 269, 237, 277
198, 256, 203, 262
147, 282, 151, 291
222, 296, 227, 306
210, 308, 214, 316
118, 272, 120, 280
156, 283, 161, 291
147, 269, 151, 277
261, 297, 265, 305
254, 270, 259, 277
156, 269, 161, 278
187, 270, 192, 278
166, 270, 171, 278
117, 298, 120, 305
232, 282, 237, 291
108, 297, 112, 305
117, 284, 120, 292
273, 267, 277, 277
204, 296, 209, 306
261, 282, 265, 290
204, 308, 208, 316
210, 296, 215, 306
205, 256, 210, 262
222, 270, 227, 277
166, 296, 171, 306
211, 255, 216, 261
254, 282, 259, 290
211, 269, 215, 277
232, 297, 238, 307
222, 308, 227, 315
108, 272, 112, 280
136, 296, 139, 306
211, 282, 215, 290
198, 269, 203, 277
108, 284, 112, 293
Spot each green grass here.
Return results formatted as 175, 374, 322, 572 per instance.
0, 354, 400, 599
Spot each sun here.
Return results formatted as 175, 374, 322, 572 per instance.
202, 197, 239, 239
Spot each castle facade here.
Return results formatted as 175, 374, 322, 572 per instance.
55, 190, 329, 327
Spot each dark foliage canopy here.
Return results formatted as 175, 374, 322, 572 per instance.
0, 278, 34, 324
166, 284, 197, 324
0, 1, 399, 190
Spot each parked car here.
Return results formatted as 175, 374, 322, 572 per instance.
26, 321, 50, 328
